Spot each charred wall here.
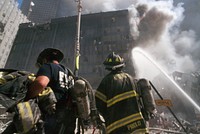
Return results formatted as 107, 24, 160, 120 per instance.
5, 10, 135, 88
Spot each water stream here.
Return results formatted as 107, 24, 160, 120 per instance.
132, 47, 200, 112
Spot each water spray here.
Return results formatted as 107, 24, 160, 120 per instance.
132, 47, 200, 112
149, 81, 188, 133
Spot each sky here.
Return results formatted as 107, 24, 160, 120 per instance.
17, 0, 23, 8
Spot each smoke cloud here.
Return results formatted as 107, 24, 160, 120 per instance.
127, 0, 200, 121
129, 0, 199, 74
58, 0, 135, 16
58, 0, 200, 74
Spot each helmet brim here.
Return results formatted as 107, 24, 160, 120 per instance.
104, 63, 125, 70
37, 48, 64, 64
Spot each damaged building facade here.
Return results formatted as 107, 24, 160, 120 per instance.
5, 9, 135, 88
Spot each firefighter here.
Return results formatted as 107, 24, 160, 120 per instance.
95, 52, 148, 134
26, 48, 76, 134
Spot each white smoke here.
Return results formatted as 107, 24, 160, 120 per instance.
129, 0, 200, 119
82, 0, 134, 13
128, 0, 200, 75
59, 0, 200, 74
58, 0, 135, 16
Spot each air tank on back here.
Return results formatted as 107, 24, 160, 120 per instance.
137, 78, 156, 120
71, 79, 90, 120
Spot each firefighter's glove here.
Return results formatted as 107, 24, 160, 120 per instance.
45, 104, 56, 115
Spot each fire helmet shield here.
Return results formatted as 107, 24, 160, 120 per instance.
103, 52, 125, 70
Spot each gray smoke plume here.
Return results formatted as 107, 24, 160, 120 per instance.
129, 1, 200, 118
58, 0, 200, 74
129, 0, 200, 74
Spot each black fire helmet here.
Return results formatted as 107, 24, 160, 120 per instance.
36, 48, 64, 66
103, 52, 125, 70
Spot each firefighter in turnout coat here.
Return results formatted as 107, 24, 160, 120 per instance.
95, 52, 148, 134
26, 48, 76, 134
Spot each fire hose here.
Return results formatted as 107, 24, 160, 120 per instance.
149, 81, 188, 134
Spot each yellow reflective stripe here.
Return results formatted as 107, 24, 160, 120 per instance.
28, 75, 36, 81
108, 58, 112, 62
131, 128, 149, 134
17, 102, 34, 133
116, 57, 120, 62
25, 102, 34, 127
107, 90, 137, 107
95, 90, 107, 103
17, 103, 27, 132
39, 87, 53, 96
107, 112, 143, 134
0, 78, 6, 84
114, 73, 127, 80
7, 74, 16, 79
75, 55, 80, 70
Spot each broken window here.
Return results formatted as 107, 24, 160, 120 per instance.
0, 21, 5, 32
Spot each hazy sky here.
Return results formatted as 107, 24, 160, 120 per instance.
17, 0, 22, 7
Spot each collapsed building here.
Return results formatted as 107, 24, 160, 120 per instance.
152, 70, 200, 125
172, 71, 200, 119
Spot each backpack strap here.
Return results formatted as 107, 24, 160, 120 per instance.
126, 74, 145, 115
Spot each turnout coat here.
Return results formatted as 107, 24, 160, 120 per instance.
95, 70, 148, 134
